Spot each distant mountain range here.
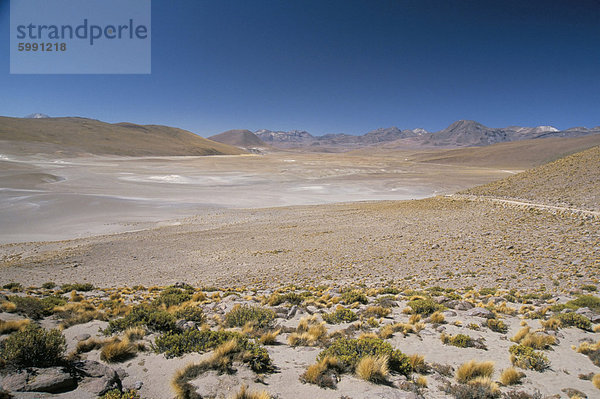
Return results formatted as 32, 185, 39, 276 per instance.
254, 120, 600, 150
208, 129, 270, 153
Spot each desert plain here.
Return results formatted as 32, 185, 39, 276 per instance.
1, 127, 600, 399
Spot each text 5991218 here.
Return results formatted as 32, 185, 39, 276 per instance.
18, 43, 67, 52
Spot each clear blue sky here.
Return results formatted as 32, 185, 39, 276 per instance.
1, 0, 598, 136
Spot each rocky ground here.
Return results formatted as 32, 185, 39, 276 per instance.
2, 283, 600, 398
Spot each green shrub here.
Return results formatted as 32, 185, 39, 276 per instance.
317, 336, 412, 376
41, 282, 56, 289
407, 298, 443, 316
581, 285, 598, 292
0, 324, 65, 367
479, 287, 497, 296
8, 295, 66, 320
173, 305, 205, 323
3, 283, 22, 291
225, 304, 275, 329
566, 295, 600, 311
105, 305, 177, 334
322, 307, 358, 324
154, 329, 273, 372
509, 344, 550, 372
268, 292, 305, 306
154, 287, 191, 308
441, 333, 479, 348
555, 312, 591, 330
61, 283, 94, 292
486, 318, 508, 334
342, 290, 368, 305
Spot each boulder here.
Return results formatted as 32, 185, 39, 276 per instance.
465, 307, 494, 319
445, 300, 474, 311
73, 360, 120, 396
26, 367, 76, 393
1, 371, 29, 391
286, 305, 298, 319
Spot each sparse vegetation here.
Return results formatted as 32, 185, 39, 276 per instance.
407, 298, 443, 316
555, 312, 591, 330
322, 306, 358, 324
455, 360, 495, 383
0, 324, 66, 367
509, 344, 550, 371
105, 304, 177, 334
225, 304, 275, 329
500, 367, 525, 386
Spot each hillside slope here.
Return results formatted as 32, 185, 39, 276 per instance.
209, 129, 268, 148
0, 116, 245, 156
464, 145, 600, 211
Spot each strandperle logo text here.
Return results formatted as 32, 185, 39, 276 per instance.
16, 19, 149, 46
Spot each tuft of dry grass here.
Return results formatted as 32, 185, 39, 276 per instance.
511, 326, 530, 342
519, 333, 556, 350
415, 375, 428, 388
355, 355, 389, 383
70, 290, 84, 302
124, 326, 146, 341
456, 360, 495, 383
541, 318, 561, 331
259, 329, 281, 345
499, 367, 525, 386
408, 353, 428, 373
232, 385, 272, 399
593, 373, 600, 389
75, 336, 106, 354
300, 356, 340, 389
409, 314, 421, 324
100, 338, 141, 363
468, 376, 500, 395
428, 311, 445, 324
288, 321, 327, 347
0, 301, 17, 312
0, 319, 30, 334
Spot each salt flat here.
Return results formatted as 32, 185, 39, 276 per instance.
0, 152, 509, 243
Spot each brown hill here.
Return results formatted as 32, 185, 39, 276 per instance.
407, 134, 600, 169
0, 116, 245, 156
464, 145, 600, 211
208, 129, 268, 149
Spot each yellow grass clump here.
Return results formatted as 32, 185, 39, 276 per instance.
100, 338, 141, 363
259, 329, 281, 345
428, 311, 445, 324
0, 301, 17, 312
0, 319, 30, 334
511, 326, 531, 342
232, 385, 272, 399
469, 376, 500, 395
415, 375, 428, 388
541, 318, 561, 331
499, 367, 525, 386
456, 360, 495, 383
409, 353, 427, 373
355, 355, 389, 383
593, 373, 600, 389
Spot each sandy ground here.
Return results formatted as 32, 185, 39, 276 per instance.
0, 152, 510, 243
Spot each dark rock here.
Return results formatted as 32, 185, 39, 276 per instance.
465, 307, 494, 318
73, 360, 120, 396
445, 300, 474, 311
26, 367, 76, 393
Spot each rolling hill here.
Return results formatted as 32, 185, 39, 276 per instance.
463, 145, 600, 211
208, 129, 269, 150
0, 116, 245, 156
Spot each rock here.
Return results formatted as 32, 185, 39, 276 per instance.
434, 296, 448, 304
575, 307, 594, 319
431, 244, 440, 249
176, 319, 196, 330
487, 296, 504, 305
465, 307, 494, 318
173, 282, 188, 288
79, 375, 120, 396
306, 306, 318, 315
73, 360, 120, 396
442, 310, 457, 317
1, 371, 29, 391
286, 305, 298, 319
445, 300, 474, 311
26, 367, 76, 393
134, 381, 143, 390
75, 334, 91, 341
561, 308, 574, 313
436, 326, 446, 333
561, 388, 587, 398
591, 314, 600, 323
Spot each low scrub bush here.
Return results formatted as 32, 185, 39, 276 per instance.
225, 305, 275, 329
8, 295, 66, 319
154, 287, 191, 308
407, 298, 443, 316
0, 324, 65, 367
316, 336, 412, 376
322, 307, 358, 324
105, 305, 177, 334
0, 319, 30, 334
486, 318, 508, 334
154, 328, 273, 372
61, 283, 94, 292
362, 305, 391, 318
173, 305, 205, 323
455, 360, 494, 383
555, 312, 591, 330
342, 289, 368, 305
499, 367, 525, 386
509, 344, 550, 371
300, 356, 342, 389
100, 389, 142, 399
441, 333, 485, 349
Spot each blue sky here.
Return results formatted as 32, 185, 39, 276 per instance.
0, 0, 598, 136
